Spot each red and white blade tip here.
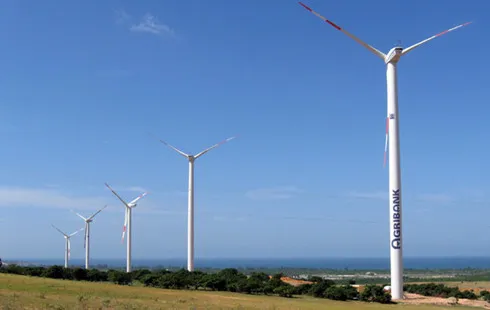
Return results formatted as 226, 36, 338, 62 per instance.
298, 2, 341, 31
435, 22, 472, 38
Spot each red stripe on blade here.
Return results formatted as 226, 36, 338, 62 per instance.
326, 20, 341, 30
298, 2, 312, 11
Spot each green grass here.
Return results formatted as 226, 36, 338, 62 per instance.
0, 273, 479, 309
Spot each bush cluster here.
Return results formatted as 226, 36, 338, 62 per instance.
480, 290, 490, 302
0, 264, 390, 303
404, 283, 481, 300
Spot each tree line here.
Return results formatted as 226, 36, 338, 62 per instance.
404, 283, 490, 302
0, 264, 392, 303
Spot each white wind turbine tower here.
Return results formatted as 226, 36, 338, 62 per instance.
105, 183, 148, 273
72, 205, 108, 270
158, 136, 236, 272
51, 224, 84, 268
298, 2, 471, 300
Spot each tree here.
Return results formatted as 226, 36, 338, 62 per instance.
43, 265, 65, 279
294, 283, 313, 295
360, 285, 391, 304
324, 286, 348, 301
130, 269, 152, 282
107, 270, 132, 285
72, 268, 88, 281
217, 268, 246, 292
309, 279, 335, 298
202, 274, 227, 291
308, 276, 323, 283
273, 285, 295, 298
87, 269, 108, 282
141, 274, 161, 287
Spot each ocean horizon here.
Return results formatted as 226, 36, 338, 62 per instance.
5, 257, 490, 270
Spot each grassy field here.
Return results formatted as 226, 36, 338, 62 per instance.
434, 281, 490, 294
0, 274, 482, 310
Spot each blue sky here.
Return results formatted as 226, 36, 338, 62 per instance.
1, 0, 489, 262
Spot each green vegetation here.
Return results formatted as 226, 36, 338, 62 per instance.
0, 273, 478, 310
1, 264, 392, 304
404, 283, 490, 301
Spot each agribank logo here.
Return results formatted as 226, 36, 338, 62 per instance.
391, 189, 401, 250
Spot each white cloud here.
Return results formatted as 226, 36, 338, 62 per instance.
130, 13, 174, 36
0, 186, 185, 220
345, 191, 387, 200
245, 186, 302, 200
43, 184, 60, 189
212, 215, 247, 222
115, 9, 131, 25
125, 186, 148, 193
345, 190, 455, 204
0, 187, 107, 210
416, 193, 453, 204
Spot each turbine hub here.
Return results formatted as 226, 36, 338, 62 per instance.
385, 47, 403, 64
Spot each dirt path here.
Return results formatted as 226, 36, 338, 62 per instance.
399, 293, 490, 309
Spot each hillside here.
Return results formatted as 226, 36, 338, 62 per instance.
1, 273, 485, 309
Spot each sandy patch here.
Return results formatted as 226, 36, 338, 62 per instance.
399, 293, 490, 309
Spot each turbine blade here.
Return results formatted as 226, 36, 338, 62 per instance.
69, 227, 84, 237
84, 223, 88, 249
105, 183, 130, 207
68, 239, 71, 261
159, 140, 189, 158
383, 117, 389, 168
70, 209, 87, 221
402, 22, 472, 56
298, 2, 386, 60
128, 192, 148, 206
51, 224, 67, 237
88, 205, 108, 221
194, 136, 237, 159
121, 208, 128, 243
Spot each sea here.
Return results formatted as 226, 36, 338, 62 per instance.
6, 257, 490, 270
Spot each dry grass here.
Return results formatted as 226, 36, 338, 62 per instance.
0, 273, 482, 309
445, 282, 490, 294
411, 281, 490, 294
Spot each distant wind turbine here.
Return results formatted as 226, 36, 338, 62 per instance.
105, 183, 148, 273
51, 224, 84, 268
71, 205, 108, 270
158, 136, 236, 271
298, 1, 471, 300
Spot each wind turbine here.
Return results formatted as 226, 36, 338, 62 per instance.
158, 136, 236, 271
51, 224, 84, 268
298, 2, 471, 300
105, 183, 148, 273
72, 205, 108, 270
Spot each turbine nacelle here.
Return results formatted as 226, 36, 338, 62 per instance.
385, 47, 403, 64
298, 1, 471, 67
158, 136, 236, 163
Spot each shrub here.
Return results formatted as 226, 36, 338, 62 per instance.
107, 270, 132, 285
273, 285, 295, 298
309, 279, 336, 298
324, 286, 348, 301
72, 268, 88, 281
43, 266, 65, 279
360, 285, 392, 304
